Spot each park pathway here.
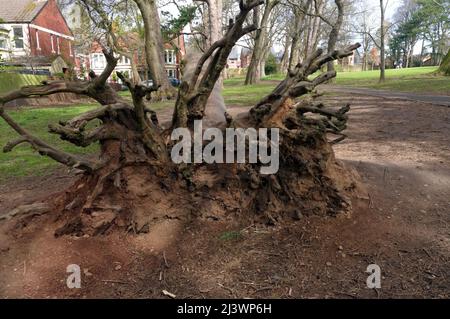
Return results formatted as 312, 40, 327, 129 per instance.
325, 85, 450, 107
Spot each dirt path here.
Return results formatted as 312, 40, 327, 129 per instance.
326, 85, 450, 107
0, 94, 449, 298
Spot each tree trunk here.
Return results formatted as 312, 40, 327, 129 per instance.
420, 37, 425, 67
327, 0, 345, 73
288, 2, 309, 71
280, 33, 291, 74
208, 0, 223, 45
134, 0, 174, 99
379, 0, 386, 83
305, 0, 323, 59
245, 0, 278, 85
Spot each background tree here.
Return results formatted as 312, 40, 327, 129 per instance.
245, 0, 279, 84
134, 0, 175, 98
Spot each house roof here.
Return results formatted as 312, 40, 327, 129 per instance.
228, 47, 240, 60
0, 0, 48, 23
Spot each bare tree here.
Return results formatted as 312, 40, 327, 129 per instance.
351, 4, 375, 71
379, 0, 387, 82
245, 0, 279, 84
134, 0, 175, 97
297, 0, 346, 72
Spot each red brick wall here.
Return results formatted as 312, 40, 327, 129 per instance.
32, 0, 73, 37
30, 0, 74, 63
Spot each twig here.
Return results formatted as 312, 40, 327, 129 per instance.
101, 279, 129, 284
163, 251, 170, 268
162, 290, 177, 299
218, 283, 235, 296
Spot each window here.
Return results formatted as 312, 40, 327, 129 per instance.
0, 36, 8, 50
36, 30, 41, 51
167, 69, 175, 78
13, 27, 24, 49
69, 41, 73, 57
57, 37, 60, 54
51, 35, 55, 53
121, 56, 130, 64
165, 50, 175, 64
92, 53, 105, 69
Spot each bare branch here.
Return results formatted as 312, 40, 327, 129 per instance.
0, 108, 99, 172
3, 137, 28, 153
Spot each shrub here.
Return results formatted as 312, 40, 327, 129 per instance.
438, 50, 450, 76
265, 53, 278, 75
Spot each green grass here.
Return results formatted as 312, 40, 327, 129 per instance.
219, 231, 242, 242
0, 73, 47, 95
334, 66, 450, 94
223, 77, 276, 107
0, 105, 99, 180
118, 90, 176, 111
260, 67, 449, 95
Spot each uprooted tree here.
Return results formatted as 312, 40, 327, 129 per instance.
0, 0, 360, 237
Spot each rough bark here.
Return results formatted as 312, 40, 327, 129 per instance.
245, 0, 279, 85
172, 0, 263, 128
326, 0, 345, 72
379, 0, 386, 82
280, 33, 291, 74
288, 1, 310, 71
134, 0, 175, 98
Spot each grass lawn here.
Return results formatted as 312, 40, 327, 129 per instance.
0, 105, 99, 180
0, 73, 47, 95
223, 77, 276, 106
118, 91, 175, 111
335, 66, 450, 95
265, 66, 449, 95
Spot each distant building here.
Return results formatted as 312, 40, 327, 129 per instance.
338, 49, 362, 69
227, 47, 241, 69
0, 0, 75, 73
163, 36, 186, 79
240, 48, 252, 68
88, 35, 186, 83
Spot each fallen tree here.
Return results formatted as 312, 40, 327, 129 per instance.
0, 0, 361, 237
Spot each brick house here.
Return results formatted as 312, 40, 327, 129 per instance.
87, 35, 186, 83
240, 48, 252, 68
0, 0, 75, 73
227, 47, 241, 69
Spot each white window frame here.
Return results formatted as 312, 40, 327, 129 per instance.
57, 37, 60, 54
12, 26, 24, 50
167, 69, 175, 78
92, 53, 105, 69
165, 50, 175, 64
121, 55, 130, 65
51, 35, 55, 53
0, 34, 8, 50
36, 30, 41, 51
69, 41, 73, 57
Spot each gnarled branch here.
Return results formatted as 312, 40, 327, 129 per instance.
0, 108, 99, 172
250, 43, 360, 126
172, 0, 264, 128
